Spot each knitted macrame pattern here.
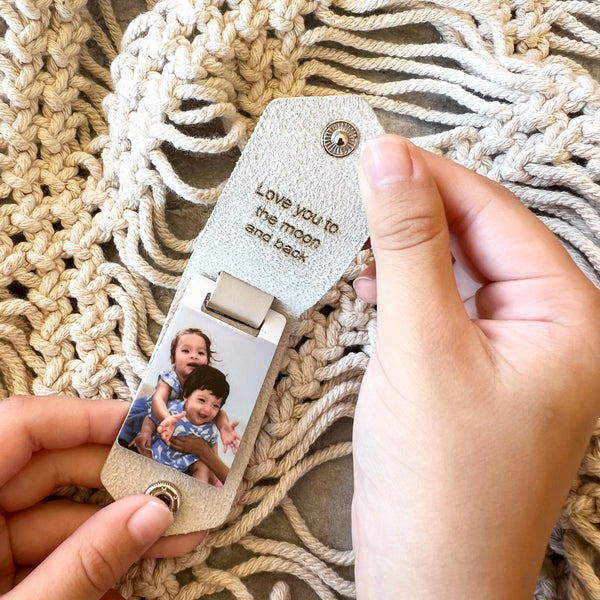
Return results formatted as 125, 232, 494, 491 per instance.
1, 0, 600, 597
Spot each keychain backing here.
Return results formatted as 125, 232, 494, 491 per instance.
102, 273, 286, 533
101, 96, 384, 534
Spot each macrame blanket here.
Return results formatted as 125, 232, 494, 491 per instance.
1, 0, 600, 597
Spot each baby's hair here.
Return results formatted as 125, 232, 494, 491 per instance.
183, 364, 230, 407
170, 328, 213, 364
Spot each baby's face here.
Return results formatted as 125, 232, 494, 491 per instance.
172, 333, 208, 379
184, 389, 222, 425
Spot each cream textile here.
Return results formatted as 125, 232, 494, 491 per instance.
1, 0, 600, 598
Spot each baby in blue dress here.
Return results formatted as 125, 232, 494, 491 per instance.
142, 364, 230, 482
119, 328, 240, 455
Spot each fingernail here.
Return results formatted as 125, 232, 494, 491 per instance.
359, 135, 413, 188
354, 274, 374, 285
128, 498, 174, 546
353, 275, 377, 305
353, 276, 371, 296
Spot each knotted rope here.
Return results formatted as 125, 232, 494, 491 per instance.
1, 0, 600, 597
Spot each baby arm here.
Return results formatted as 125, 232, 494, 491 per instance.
214, 410, 241, 454
130, 416, 155, 458
151, 380, 182, 444
151, 380, 173, 423
157, 412, 186, 445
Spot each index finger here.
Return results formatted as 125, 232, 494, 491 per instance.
0, 396, 127, 487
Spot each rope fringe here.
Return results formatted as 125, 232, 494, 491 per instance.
1, 0, 600, 597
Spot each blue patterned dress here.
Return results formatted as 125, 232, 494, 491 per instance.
150, 398, 219, 472
118, 370, 182, 445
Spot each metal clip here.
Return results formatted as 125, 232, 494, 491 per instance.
204, 271, 274, 332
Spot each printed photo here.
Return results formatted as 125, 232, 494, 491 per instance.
117, 282, 281, 486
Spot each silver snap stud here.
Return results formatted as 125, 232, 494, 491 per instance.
321, 120, 360, 157
145, 481, 181, 514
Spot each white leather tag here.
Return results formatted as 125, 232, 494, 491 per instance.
102, 97, 383, 534
184, 96, 384, 317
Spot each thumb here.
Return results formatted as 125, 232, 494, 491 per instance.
358, 135, 467, 354
10, 496, 173, 600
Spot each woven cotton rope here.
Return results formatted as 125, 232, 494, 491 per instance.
1, 0, 600, 597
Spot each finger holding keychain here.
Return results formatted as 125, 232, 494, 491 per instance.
352, 135, 600, 599
0, 395, 206, 600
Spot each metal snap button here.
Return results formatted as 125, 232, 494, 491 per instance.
321, 120, 360, 157
145, 481, 181, 514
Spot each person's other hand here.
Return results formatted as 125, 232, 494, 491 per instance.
352, 135, 600, 599
129, 431, 152, 458
0, 396, 206, 599
170, 435, 229, 484
169, 434, 212, 458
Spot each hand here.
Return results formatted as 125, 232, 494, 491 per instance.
157, 412, 185, 444
169, 435, 212, 458
0, 396, 206, 599
219, 420, 241, 454
352, 136, 600, 599
170, 435, 229, 484
129, 431, 152, 458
